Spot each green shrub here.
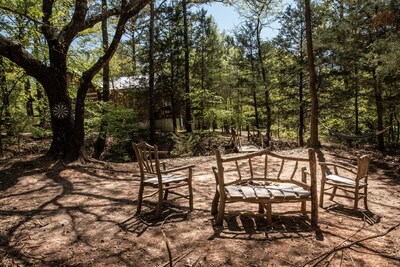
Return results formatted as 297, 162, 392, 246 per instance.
170, 133, 199, 157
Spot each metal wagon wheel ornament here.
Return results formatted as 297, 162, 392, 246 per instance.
51, 102, 69, 119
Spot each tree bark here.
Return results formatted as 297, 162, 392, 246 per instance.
255, 17, 271, 147
373, 70, 385, 151
250, 55, 260, 130
25, 79, 34, 116
149, 1, 156, 144
0, 56, 6, 157
93, 0, 110, 159
170, 47, 177, 133
299, 70, 305, 146
305, 0, 320, 148
183, 0, 192, 132
354, 66, 359, 135
299, 15, 305, 147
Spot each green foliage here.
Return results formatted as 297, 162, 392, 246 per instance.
2, 0, 400, 158
85, 101, 138, 161
30, 125, 52, 139
170, 133, 199, 157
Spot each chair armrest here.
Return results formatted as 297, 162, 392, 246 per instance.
161, 164, 195, 173
319, 162, 357, 175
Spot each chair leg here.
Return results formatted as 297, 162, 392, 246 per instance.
319, 179, 325, 208
311, 194, 318, 228
188, 171, 193, 212
330, 186, 337, 201
163, 189, 169, 200
258, 203, 264, 214
266, 203, 272, 225
216, 197, 226, 226
211, 189, 219, 215
156, 188, 163, 217
136, 183, 144, 215
354, 189, 359, 210
364, 186, 368, 210
301, 200, 306, 215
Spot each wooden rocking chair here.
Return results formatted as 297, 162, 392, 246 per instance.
132, 142, 195, 217
319, 155, 370, 210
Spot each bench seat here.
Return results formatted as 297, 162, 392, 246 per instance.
211, 148, 318, 227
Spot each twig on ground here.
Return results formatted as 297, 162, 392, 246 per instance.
308, 217, 367, 267
302, 221, 400, 267
161, 214, 175, 267
161, 250, 195, 267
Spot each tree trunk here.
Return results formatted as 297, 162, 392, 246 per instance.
0, 56, 6, 157
130, 18, 137, 76
200, 33, 205, 130
183, 0, 192, 132
354, 66, 359, 135
299, 70, 304, 146
373, 70, 385, 151
93, 0, 110, 159
149, 1, 156, 144
170, 59, 177, 133
305, 0, 320, 148
40, 41, 74, 159
25, 79, 34, 116
45, 80, 75, 159
255, 19, 271, 147
395, 113, 400, 144
298, 20, 305, 147
250, 56, 260, 130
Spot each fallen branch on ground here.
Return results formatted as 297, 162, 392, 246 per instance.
161, 214, 175, 267
302, 221, 400, 267
161, 213, 198, 267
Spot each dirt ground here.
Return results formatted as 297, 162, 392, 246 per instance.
0, 145, 399, 267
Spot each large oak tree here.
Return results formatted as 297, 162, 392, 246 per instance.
0, 0, 151, 162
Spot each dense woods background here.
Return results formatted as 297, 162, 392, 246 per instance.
0, 0, 399, 162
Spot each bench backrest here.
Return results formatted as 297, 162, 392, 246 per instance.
214, 148, 317, 187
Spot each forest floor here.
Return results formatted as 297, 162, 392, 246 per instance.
0, 139, 400, 266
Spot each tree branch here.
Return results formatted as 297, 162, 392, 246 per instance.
74, 0, 151, 117
59, 0, 89, 46
81, 0, 151, 81
0, 6, 43, 26
83, 7, 122, 30
0, 34, 50, 84
41, 0, 58, 41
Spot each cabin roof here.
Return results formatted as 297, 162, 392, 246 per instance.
110, 76, 148, 90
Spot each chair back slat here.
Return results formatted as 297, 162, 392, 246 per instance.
289, 160, 299, 180
357, 155, 370, 181
143, 146, 155, 173
248, 158, 254, 179
264, 154, 268, 179
235, 160, 242, 181
132, 142, 162, 179
277, 159, 285, 180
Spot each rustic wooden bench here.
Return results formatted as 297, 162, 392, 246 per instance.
211, 148, 318, 227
